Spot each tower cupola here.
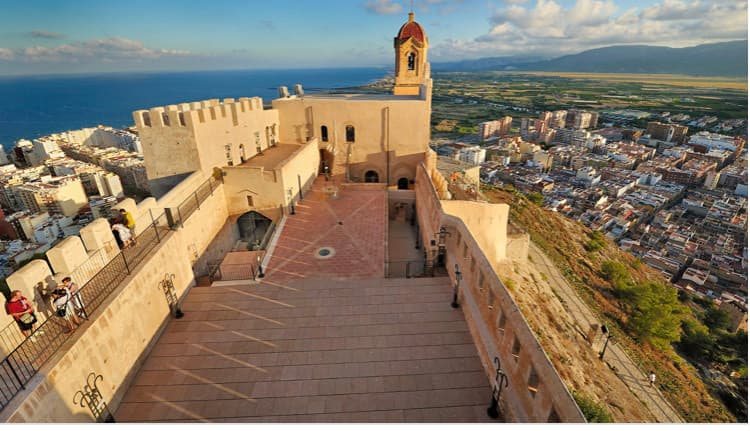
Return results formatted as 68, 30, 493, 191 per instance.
393, 12, 429, 96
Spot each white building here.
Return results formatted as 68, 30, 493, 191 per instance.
688, 131, 742, 153
457, 146, 487, 165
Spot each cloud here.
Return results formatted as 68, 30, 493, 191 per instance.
259, 20, 275, 31
28, 30, 65, 39
0, 37, 191, 63
432, 0, 748, 60
363, 0, 403, 15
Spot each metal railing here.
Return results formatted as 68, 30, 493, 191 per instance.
0, 177, 219, 412
386, 260, 433, 278
214, 264, 258, 281
175, 177, 217, 225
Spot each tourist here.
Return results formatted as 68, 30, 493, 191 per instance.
52, 288, 81, 333
5, 290, 38, 341
112, 223, 133, 249
119, 209, 136, 244
649, 371, 656, 387
62, 276, 85, 319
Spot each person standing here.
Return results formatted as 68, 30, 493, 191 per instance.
5, 290, 38, 341
62, 276, 85, 319
112, 223, 133, 249
649, 371, 656, 387
119, 209, 136, 245
52, 288, 81, 333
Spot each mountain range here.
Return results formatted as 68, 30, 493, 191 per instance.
433, 40, 748, 77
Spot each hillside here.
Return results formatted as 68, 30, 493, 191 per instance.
434, 41, 748, 77
482, 185, 737, 422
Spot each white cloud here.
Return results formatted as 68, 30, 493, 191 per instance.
432, 0, 748, 60
364, 0, 403, 15
0, 37, 191, 63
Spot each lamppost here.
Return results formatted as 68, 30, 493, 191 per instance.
287, 188, 295, 215
599, 324, 614, 360
256, 254, 265, 279
452, 263, 462, 308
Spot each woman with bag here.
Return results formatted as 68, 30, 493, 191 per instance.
52, 288, 81, 333
5, 290, 39, 341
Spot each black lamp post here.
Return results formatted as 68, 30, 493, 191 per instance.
257, 254, 265, 279
452, 263, 462, 308
287, 188, 295, 215
599, 324, 613, 360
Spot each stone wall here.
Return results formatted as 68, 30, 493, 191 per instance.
414, 161, 584, 422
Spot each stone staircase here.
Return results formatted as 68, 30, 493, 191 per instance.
116, 275, 494, 422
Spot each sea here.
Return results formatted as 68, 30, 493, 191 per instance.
0, 67, 389, 153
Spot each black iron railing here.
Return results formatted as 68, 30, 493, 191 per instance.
175, 177, 217, 225
386, 260, 434, 278
0, 178, 219, 412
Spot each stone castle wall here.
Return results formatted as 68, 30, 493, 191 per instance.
414, 161, 584, 422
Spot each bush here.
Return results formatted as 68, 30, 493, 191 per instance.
573, 391, 613, 423
527, 192, 544, 206
585, 230, 607, 252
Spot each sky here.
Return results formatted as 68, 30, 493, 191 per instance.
0, 0, 746, 75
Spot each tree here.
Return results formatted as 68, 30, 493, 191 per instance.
679, 319, 715, 360
703, 306, 732, 333
627, 281, 687, 350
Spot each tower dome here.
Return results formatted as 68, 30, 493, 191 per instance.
396, 12, 426, 43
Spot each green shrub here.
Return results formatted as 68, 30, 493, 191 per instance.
573, 391, 613, 423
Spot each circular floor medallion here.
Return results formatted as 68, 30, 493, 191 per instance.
315, 247, 336, 259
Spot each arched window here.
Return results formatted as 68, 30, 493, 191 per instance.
407, 52, 416, 71
321, 126, 329, 142
345, 125, 355, 142
397, 177, 409, 190
364, 170, 379, 183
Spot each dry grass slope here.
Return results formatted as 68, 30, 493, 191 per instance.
483, 185, 735, 423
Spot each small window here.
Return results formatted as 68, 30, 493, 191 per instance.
528, 367, 540, 398
321, 126, 329, 142
462, 243, 468, 258
407, 52, 416, 71
246, 196, 254, 206
345, 125, 355, 142
497, 311, 506, 333
511, 336, 521, 361
142, 112, 151, 127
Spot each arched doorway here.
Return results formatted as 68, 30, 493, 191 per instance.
237, 211, 272, 250
364, 170, 379, 183
397, 177, 409, 190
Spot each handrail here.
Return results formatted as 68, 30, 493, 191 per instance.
0, 177, 220, 412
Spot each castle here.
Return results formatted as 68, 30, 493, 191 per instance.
0, 13, 584, 423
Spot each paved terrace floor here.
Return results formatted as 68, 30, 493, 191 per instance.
116, 177, 492, 422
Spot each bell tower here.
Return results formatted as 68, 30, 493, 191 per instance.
393, 12, 429, 96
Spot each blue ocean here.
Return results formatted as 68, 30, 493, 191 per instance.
0, 67, 389, 152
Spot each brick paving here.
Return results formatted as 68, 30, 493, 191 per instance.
265, 179, 386, 281
115, 178, 492, 422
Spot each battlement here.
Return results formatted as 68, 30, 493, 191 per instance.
133, 97, 265, 130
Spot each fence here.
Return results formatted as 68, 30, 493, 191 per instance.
175, 177, 217, 225
214, 264, 258, 281
0, 177, 219, 412
386, 260, 432, 278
